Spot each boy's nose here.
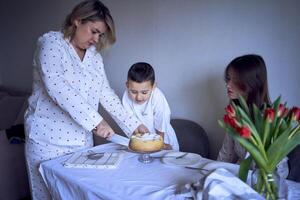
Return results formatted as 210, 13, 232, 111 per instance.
136, 94, 143, 101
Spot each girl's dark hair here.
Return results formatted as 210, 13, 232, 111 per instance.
225, 54, 270, 108
127, 62, 155, 85
62, 0, 115, 51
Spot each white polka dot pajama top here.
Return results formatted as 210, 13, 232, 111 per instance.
24, 31, 140, 200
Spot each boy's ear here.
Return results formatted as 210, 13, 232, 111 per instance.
152, 82, 157, 89
126, 81, 129, 88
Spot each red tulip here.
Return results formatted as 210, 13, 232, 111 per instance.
277, 104, 289, 118
237, 126, 251, 139
225, 104, 236, 118
223, 114, 239, 129
264, 108, 275, 123
278, 104, 286, 117
291, 107, 300, 121
224, 114, 230, 124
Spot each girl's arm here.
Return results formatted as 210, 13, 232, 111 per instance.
217, 134, 239, 163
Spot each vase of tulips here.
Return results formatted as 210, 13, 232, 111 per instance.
219, 96, 300, 199
250, 167, 285, 199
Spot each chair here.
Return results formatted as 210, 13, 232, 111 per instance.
288, 145, 300, 182
0, 88, 30, 200
171, 119, 210, 158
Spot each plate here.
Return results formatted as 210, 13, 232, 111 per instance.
162, 152, 201, 166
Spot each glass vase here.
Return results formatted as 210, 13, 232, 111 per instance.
251, 168, 287, 200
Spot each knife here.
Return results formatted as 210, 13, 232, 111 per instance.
107, 134, 129, 147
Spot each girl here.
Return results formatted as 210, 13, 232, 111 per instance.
217, 54, 289, 178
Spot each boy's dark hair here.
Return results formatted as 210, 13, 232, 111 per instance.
127, 62, 155, 85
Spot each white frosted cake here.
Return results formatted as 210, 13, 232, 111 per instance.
129, 133, 164, 152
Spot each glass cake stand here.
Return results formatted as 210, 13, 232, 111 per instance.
128, 148, 161, 164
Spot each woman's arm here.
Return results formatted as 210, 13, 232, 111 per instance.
96, 55, 141, 136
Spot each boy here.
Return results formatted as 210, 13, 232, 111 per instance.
122, 62, 179, 150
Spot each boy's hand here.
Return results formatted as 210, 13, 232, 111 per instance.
133, 124, 149, 135
163, 143, 172, 150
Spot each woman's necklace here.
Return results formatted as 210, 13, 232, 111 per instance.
70, 40, 86, 61
75, 47, 86, 61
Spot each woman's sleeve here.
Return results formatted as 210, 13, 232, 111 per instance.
217, 134, 238, 163
35, 34, 102, 131
121, 91, 134, 116
152, 89, 171, 133
97, 59, 140, 136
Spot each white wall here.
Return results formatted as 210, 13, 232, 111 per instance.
1, 0, 300, 158
101, 0, 300, 157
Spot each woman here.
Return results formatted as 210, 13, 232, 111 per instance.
217, 54, 289, 178
25, 1, 148, 199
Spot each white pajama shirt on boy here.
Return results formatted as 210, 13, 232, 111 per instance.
122, 87, 179, 150
24, 31, 140, 200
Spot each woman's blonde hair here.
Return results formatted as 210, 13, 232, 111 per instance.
62, 0, 116, 51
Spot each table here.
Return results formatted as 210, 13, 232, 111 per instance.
39, 143, 300, 200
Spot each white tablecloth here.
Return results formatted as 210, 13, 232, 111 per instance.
39, 143, 300, 200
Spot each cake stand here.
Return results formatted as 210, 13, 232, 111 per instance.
128, 148, 161, 164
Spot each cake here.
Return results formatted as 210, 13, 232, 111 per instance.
129, 133, 164, 152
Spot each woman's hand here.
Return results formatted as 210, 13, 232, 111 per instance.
133, 124, 149, 135
93, 120, 114, 138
